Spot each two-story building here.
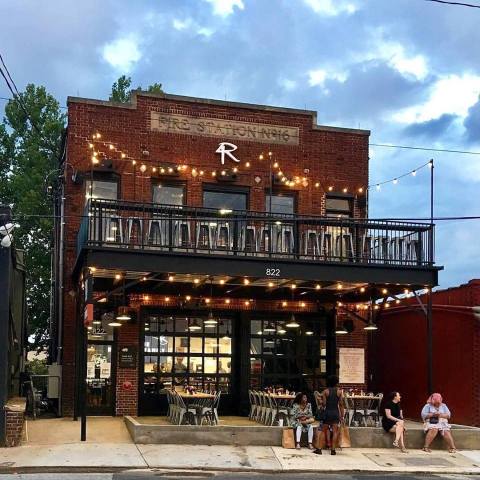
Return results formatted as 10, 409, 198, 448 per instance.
53, 92, 440, 418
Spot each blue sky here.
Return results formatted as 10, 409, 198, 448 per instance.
1, 0, 479, 288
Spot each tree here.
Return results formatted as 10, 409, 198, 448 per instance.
0, 84, 66, 352
109, 76, 163, 103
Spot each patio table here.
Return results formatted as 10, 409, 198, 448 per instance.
344, 394, 382, 426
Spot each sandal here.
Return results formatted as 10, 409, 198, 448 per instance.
393, 440, 399, 448
422, 447, 432, 453
401, 448, 408, 453
448, 448, 457, 454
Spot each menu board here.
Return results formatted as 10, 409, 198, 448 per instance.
86, 362, 95, 378
119, 346, 137, 369
339, 348, 365, 384
100, 362, 111, 379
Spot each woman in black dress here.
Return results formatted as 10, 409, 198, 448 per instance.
319, 375, 344, 455
382, 391, 407, 452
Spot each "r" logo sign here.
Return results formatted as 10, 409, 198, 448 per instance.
216, 142, 240, 165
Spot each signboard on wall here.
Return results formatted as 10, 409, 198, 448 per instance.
151, 111, 300, 145
339, 348, 365, 384
119, 346, 137, 369
100, 362, 111, 379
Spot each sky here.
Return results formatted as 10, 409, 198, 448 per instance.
0, 0, 479, 289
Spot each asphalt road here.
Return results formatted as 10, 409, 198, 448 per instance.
1, 473, 480, 480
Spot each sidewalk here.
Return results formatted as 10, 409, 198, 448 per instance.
1, 417, 480, 474
2, 443, 480, 474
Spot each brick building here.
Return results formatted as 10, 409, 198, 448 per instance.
372, 279, 480, 426
53, 91, 440, 417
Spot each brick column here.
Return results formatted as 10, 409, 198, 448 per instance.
115, 321, 139, 416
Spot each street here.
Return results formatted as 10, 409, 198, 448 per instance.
1, 473, 480, 480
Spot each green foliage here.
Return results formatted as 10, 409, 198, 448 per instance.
109, 76, 163, 103
26, 358, 49, 375
0, 84, 66, 352
109, 75, 133, 103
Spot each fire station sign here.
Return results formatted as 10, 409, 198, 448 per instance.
151, 111, 299, 145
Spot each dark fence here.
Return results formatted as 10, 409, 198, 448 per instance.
77, 199, 434, 267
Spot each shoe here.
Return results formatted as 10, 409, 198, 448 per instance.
308, 443, 314, 450
296, 443, 301, 450
313, 449, 322, 455
422, 447, 432, 453
331, 449, 336, 455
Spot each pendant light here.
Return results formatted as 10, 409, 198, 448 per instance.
116, 306, 131, 321
222, 329, 231, 340
264, 338, 275, 345
264, 322, 276, 333
108, 319, 122, 327
286, 313, 300, 328
363, 321, 378, 331
204, 278, 218, 327
277, 324, 287, 334
335, 322, 348, 335
189, 318, 202, 331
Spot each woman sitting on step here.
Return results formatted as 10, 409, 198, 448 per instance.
421, 393, 457, 453
382, 391, 408, 453
291, 393, 315, 450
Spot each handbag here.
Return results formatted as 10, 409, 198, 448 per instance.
313, 428, 326, 449
338, 424, 351, 448
281, 428, 295, 449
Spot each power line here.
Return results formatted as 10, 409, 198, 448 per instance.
423, 0, 480, 8
370, 143, 480, 155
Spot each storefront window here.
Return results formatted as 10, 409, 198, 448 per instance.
141, 314, 233, 395
249, 316, 328, 391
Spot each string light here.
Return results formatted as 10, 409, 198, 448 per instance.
86, 138, 432, 196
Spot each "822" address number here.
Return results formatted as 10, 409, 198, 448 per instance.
266, 268, 281, 277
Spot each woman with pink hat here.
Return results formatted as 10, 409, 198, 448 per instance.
421, 393, 457, 453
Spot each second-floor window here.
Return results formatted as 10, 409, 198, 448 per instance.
265, 193, 295, 215
85, 180, 118, 204
325, 195, 353, 218
152, 183, 185, 206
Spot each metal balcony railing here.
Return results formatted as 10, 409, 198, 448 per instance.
77, 199, 435, 267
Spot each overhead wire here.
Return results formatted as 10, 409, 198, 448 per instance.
423, 0, 480, 8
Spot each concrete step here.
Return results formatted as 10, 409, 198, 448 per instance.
125, 416, 480, 449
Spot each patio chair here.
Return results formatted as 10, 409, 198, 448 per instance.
343, 395, 355, 426
364, 393, 383, 427
248, 390, 258, 421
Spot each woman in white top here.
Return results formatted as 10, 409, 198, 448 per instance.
421, 393, 457, 453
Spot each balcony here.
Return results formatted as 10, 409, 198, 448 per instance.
76, 199, 439, 286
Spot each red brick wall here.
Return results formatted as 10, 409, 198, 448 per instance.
115, 321, 139, 416
61, 93, 370, 415
372, 280, 480, 426
336, 314, 369, 391
4, 410, 24, 447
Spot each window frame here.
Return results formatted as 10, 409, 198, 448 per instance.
151, 180, 187, 207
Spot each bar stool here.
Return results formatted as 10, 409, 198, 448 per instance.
125, 217, 143, 246
361, 234, 373, 263
334, 232, 355, 261
406, 238, 420, 264
258, 227, 271, 255
239, 225, 257, 254
390, 237, 405, 265
147, 218, 167, 247
320, 230, 334, 260
196, 221, 215, 250
276, 224, 294, 255
103, 215, 123, 244
173, 220, 191, 248
214, 222, 231, 252
302, 230, 320, 257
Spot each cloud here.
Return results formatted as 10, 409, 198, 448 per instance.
308, 68, 348, 88
303, 0, 357, 16
202, 0, 244, 17
403, 114, 458, 139
463, 97, 480, 145
278, 78, 297, 91
101, 35, 142, 72
172, 18, 215, 37
392, 74, 480, 124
